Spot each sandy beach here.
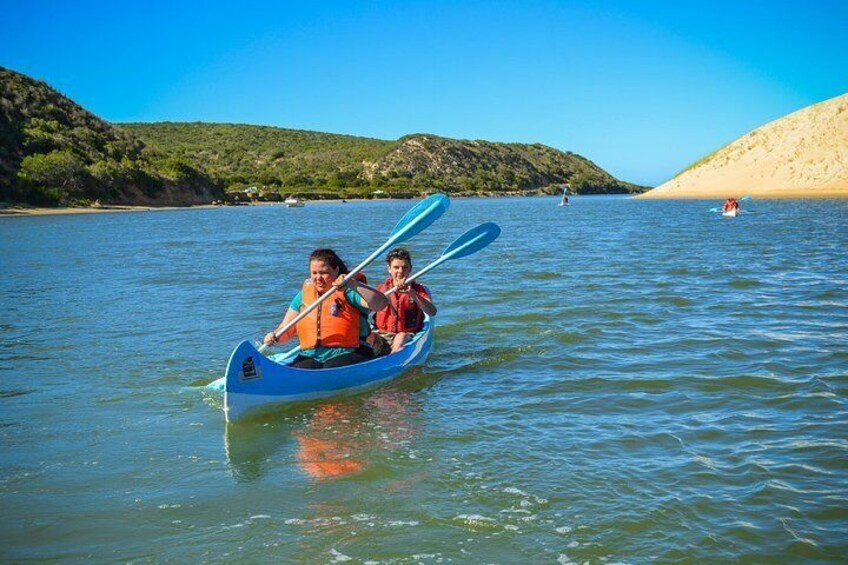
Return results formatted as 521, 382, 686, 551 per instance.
635, 187, 848, 200
0, 204, 217, 217
0, 200, 356, 218
0, 193, 546, 217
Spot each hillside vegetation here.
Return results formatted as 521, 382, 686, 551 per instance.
124, 123, 645, 198
120, 122, 394, 199
1, 66, 644, 206
0, 67, 221, 206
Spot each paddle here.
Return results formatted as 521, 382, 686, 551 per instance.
384, 222, 501, 297
709, 195, 751, 213
256, 193, 450, 353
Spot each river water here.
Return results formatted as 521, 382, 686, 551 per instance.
1, 196, 846, 563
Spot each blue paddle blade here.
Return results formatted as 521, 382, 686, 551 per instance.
389, 193, 450, 241
441, 222, 501, 258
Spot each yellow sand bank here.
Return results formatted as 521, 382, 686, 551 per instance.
638, 92, 848, 200
636, 186, 848, 200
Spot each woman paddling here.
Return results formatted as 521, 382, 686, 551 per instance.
373, 248, 437, 354
263, 249, 388, 368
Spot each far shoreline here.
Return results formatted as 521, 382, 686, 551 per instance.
0, 193, 562, 218
4, 189, 848, 217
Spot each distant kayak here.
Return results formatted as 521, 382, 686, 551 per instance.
223, 316, 434, 423
710, 195, 750, 216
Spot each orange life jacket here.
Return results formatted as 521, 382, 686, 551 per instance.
296, 281, 361, 349
375, 278, 427, 334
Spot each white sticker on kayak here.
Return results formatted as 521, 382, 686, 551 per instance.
241, 356, 262, 381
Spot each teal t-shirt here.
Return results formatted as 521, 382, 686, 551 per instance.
289, 288, 370, 362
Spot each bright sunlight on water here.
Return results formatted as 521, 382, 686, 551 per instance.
1, 196, 847, 563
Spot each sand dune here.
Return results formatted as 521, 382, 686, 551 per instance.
639, 93, 848, 199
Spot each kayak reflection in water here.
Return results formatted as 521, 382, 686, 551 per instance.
296, 392, 419, 482
263, 249, 388, 369
224, 390, 421, 483
296, 404, 366, 480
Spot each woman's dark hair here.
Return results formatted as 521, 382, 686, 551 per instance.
386, 248, 412, 267
309, 248, 348, 273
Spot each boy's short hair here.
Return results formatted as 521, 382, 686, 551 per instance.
386, 248, 412, 266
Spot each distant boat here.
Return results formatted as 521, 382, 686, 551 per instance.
284, 196, 305, 208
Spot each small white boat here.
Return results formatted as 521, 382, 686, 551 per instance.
284, 196, 305, 208
722, 208, 740, 217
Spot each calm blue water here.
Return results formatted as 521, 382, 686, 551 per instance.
1, 196, 847, 563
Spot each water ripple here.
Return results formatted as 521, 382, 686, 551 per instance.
2, 197, 847, 562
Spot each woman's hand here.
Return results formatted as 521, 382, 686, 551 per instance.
263, 331, 277, 346
333, 275, 348, 290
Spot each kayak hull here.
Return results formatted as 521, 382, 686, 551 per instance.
722, 208, 739, 217
224, 318, 434, 423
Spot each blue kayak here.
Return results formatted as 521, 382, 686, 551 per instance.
223, 317, 434, 423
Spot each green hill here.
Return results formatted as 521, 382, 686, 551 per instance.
0, 66, 222, 206
1, 66, 645, 206
124, 123, 646, 198
120, 122, 394, 199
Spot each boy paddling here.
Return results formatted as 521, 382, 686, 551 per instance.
374, 248, 437, 354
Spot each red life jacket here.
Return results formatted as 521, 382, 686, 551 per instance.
296, 281, 361, 349
375, 277, 428, 333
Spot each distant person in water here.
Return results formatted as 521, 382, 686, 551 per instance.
722, 197, 740, 213
263, 249, 388, 368
373, 248, 437, 354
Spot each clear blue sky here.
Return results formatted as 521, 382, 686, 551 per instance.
2, 0, 846, 186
